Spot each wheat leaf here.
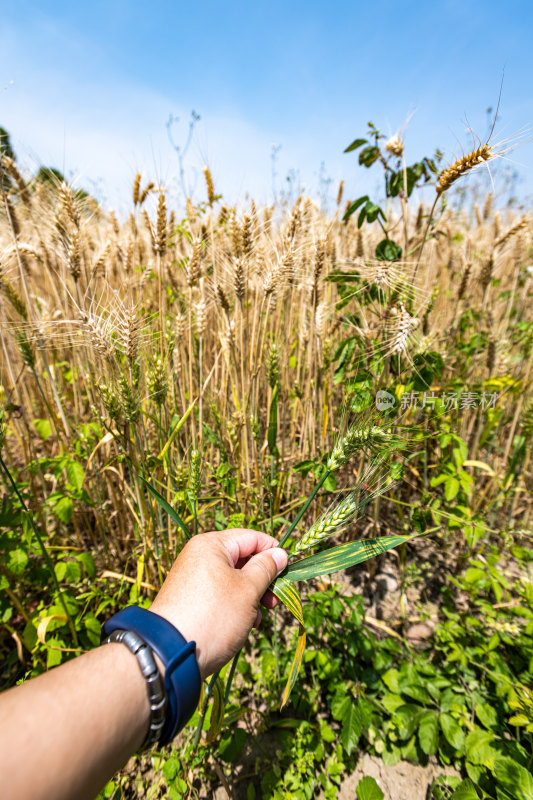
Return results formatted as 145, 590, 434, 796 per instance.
281, 624, 306, 708
270, 575, 306, 706
279, 533, 424, 583
270, 574, 304, 623
205, 675, 226, 743
139, 476, 191, 540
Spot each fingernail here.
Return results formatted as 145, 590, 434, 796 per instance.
271, 547, 288, 573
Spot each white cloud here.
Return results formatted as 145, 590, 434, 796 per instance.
1, 13, 530, 216
2, 70, 287, 212
0, 13, 355, 215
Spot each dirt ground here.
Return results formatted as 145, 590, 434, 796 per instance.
334, 753, 460, 800
213, 754, 460, 800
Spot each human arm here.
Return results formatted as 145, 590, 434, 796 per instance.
0, 529, 288, 800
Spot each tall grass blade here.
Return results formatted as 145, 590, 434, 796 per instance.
224, 650, 241, 705
267, 384, 280, 457
139, 475, 191, 540
158, 399, 197, 461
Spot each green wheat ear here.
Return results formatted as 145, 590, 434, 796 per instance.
326, 424, 401, 470
294, 461, 396, 555
326, 405, 408, 473
294, 491, 360, 554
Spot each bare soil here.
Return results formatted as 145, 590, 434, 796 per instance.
334, 753, 460, 800
212, 754, 460, 800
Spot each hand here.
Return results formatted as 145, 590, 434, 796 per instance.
149, 529, 288, 680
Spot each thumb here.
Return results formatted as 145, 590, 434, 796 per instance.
241, 547, 288, 600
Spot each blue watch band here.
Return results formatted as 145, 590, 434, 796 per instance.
103, 606, 201, 746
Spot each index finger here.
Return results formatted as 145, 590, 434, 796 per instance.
221, 529, 281, 567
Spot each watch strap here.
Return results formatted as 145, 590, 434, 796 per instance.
103, 606, 201, 745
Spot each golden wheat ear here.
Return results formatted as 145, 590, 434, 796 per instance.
436, 125, 532, 196
436, 143, 493, 195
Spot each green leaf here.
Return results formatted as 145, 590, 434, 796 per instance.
402, 684, 432, 704
158, 399, 196, 460
277, 535, 417, 582
325, 269, 362, 284
445, 476, 460, 502
439, 713, 465, 751
362, 201, 384, 224
375, 239, 402, 262
464, 567, 486, 584
418, 710, 439, 755
343, 195, 369, 221
162, 757, 177, 781
34, 418, 52, 440
465, 729, 497, 766
331, 693, 347, 720
47, 645, 62, 668
293, 460, 316, 475
509, 714, 530, 727
382, 669, 401, 693
333, 337, 357, 383
77, 552, 96, 579
7, 547, 28, 576
23, 620, 37, 650
359, 145, 380, 167
344, 138, 368, 153
84, 614, 101, 646
218, 728, 246, 763
395, 704, 422, 740
475, 702, 498, 729
267, 384, 279, 457
332, 696, 362, 754
494, 757, 533, 800
381, 693, 404, 713
342, 702, 362, 754
65, 561, 81, 582
323, 472, 337, 492
450, 779, 480, 800
65, 460, 84, 490
53, 496, 74, 524
140, 476, 191, 540
54, 561, 67, 581
464, 762, 485, 786
356, 776, 384, 800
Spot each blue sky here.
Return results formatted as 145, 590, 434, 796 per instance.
1, 0, 532, 211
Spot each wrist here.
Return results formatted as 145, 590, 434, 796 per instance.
103, 634, 166, 750
148, 602, 207, 680
102, 606, 202, 746
104, 642, 152, 748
